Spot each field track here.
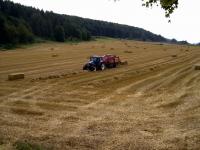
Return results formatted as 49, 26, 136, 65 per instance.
0, 39, 200, 149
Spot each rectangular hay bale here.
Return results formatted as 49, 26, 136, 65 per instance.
120, 61, 128, 65
8, 73, 25, 81
194, 64, 200, 70
52, 54, 58, 57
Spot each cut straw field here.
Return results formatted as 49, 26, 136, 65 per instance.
0, 39, 200, 149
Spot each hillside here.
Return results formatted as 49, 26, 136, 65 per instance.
0, 0, 169, 47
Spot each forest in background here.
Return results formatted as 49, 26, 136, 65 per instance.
0, 0, 190, 48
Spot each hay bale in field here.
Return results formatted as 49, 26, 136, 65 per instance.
113, 76, 120, 80
171, 54, 177, 58
101, 45, 105, 48
52, 53, 58, 57
150, 68, 154, 71
8, 73, 25, 81
72, 72, 78, 75
194, 64, 200, 70
124, 50, 133, 53
120, 61, 128, 65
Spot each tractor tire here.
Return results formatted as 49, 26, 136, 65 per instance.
113, 63, 116, 68
101, 64, 106, 70
83, 64, 88, 70
89, 66, 96, 71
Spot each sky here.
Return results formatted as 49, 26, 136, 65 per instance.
10, 0, 200, 44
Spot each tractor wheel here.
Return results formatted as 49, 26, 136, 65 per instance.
88, 65, 96, 71
101, 64, 106, 70
113, 63, 116, 68
88, 66, 97, 71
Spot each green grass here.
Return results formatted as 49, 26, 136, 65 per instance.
0, 36, 116, 51
14, 141, 44, 150
0, 43, 19, 50
94, 36, 117, 42
0, 136, 4, 145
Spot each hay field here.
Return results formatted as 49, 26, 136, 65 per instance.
0, 39, 200, 149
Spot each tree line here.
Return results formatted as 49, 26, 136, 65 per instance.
0, 0, 185, 47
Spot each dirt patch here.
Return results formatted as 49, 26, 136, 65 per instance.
10, 107, 44, 116
36, 102, 77, 111
6, 100, 31, 107
157, 99, 183, 109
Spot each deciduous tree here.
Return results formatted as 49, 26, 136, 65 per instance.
142, 0, 178, 18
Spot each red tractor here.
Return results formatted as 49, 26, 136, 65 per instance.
83, 54, 123, 71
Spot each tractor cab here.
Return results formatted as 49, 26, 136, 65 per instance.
89, 56, 103, 65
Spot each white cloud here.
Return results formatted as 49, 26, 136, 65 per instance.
10, 0, 200, 43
